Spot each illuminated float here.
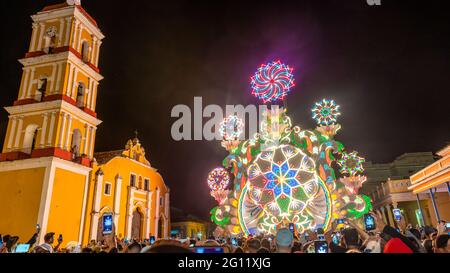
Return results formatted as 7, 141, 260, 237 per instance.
208, 60, 372, 236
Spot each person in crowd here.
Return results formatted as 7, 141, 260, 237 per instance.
126, 241, 142, 253
434, 234, 450, 253
331, 228, 361, 253
291, 241, 302, 253
260, 238, 271, 251
274, 228, 294, 253
423, 239, 434, 253
371, 211, 420, 253
257, 247, 270, 253
246, 238, 261, 253
363, 234, 384, 253
37, 232, 62, 253
233, 246, 244, 253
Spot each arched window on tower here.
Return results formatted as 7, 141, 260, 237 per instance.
81, 41, 90, 63
71, 129, 82, 158
76, 83, 86, 107
22, 124, 39, 154
36, 77, 47, 102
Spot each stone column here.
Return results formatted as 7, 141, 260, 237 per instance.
57, 112, 67, 148
77, 25, 84, 51
95, 40, 102, 66
126, 187, 134, 239
50, 63, 57, 94
36, 23, 46, 51
55, 62, 63, 94
90, 82, 97, 110
70, 67, 79, 99
40, 113, 49, 148
6, 117, 17, 151
83, 124, 90, 155
154, 188, 161, 238
64, 17, 72, 46
29, 23, 39, 52
90, 169, 104, 240
71, 21, 80, 49
26, 68, 36, 98
113, 174, 122, 229
13, 117, 24, 149
164, 191, 170, 237
145, 191, 153, 238
91, 37, 98, 64
88, 127, 96, 157
86, 78, 93, 109
58, 18, 65, 47
65, 63, 73, 97
20, 68, 31, 100
64, 115, 73, 151
47, 112, 56, 146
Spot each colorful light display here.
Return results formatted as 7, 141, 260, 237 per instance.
250, 60, 295, 103
207, 167, 230, 191
337, 151, 365, 177
311, 99, 341, 125
219, 115, 244, 141
207, 62, 371, 237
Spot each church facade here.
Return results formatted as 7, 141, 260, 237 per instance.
0, 1, 169, 246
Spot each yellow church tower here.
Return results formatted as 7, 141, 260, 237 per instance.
0, 0, 104, 244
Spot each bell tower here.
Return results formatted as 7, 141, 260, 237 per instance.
1, 0, 104, 164
0, 1, 106, 246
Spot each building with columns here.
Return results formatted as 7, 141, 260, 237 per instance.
360, 152, 436, 195
368, 178, 433, 227
368, 145, 450, 228
91, 138, 170, 242
0, 0, 170, 246
409, 144, 450, 226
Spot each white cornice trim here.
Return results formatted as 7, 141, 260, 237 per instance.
0, 156, 91, 174
19, 52, 69, 66
73, 7, 105, 40
61, 100, 102, 126
0, 156, 53, 171
68, 51, 104, 81
18, 51, 103, 82
33, 7, 76, 22
4, 100, 102, 126
32, 6, 104, 40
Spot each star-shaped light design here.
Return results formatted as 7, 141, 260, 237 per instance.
247, 145, 319, 217
337, 151, 365, 176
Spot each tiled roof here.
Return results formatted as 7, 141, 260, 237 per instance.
94, 150, 124, 165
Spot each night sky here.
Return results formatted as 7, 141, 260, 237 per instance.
0, 0, 449, 219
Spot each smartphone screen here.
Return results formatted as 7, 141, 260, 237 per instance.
393, 209, 401, 221
314, 241, 328, 253
289, 223, 295, 234
194, 247, 224, 254
231, 238, 237, 246
150, 236, 155, 244
332, 233, 340, 245
363, 214, 376, 231
58, 234, 63, 242
337, 219, 344, 224
14, 244, 30, 253
102, 214, 113, 234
